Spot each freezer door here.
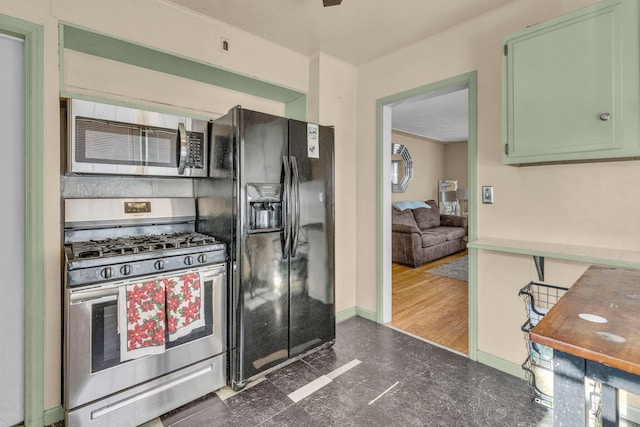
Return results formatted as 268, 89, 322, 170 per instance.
288, 120, 335, 358
235, 109, 290, 385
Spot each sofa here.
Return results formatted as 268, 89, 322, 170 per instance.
392, 200, 468, 268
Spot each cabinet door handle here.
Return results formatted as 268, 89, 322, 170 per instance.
599, 113, 612, 122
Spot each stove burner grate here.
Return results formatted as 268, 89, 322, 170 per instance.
70, 232, 220, 261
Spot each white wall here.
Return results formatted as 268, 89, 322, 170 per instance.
63, 51, 286, 119
308, 53, 358, 314
444, 141, 468, 190
389, 132, 468, 207
356, 0, 636, 366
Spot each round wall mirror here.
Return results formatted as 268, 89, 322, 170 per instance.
391, 143, 413, 193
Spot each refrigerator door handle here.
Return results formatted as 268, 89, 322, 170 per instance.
282, 156, 291, 259
290, 156, 300, 257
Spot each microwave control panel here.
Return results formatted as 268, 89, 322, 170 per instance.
187, 132, 205, 169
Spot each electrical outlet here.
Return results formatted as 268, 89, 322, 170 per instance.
220, 37, 230, 53
482, 186, 494, 204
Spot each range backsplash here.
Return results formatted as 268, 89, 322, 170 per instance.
61, 175, 195, 199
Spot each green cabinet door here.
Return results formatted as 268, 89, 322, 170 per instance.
503, 0, 640, 164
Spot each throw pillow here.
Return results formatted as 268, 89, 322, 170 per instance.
393, 209, 419, 229
413, 205, 440, 229
393, 200, 431, 211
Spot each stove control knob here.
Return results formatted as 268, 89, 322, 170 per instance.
184, 256, 194, 266
154, 260, 165, 271
120, 265, 132, 276
100, 267, 113, 279
198, 254, 207, 264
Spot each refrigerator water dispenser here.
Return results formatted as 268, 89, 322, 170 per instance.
247, 183, 282, 231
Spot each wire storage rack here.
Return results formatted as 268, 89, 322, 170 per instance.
518, 281, 568, 408
518, 281, 603, 426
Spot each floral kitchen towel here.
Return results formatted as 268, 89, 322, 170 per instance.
118, 280, 166, 361
164, 272, 205, 341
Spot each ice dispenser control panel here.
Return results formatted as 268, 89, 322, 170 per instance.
247, 183, 282, 232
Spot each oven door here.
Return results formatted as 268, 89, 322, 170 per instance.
64, 263, 226, 411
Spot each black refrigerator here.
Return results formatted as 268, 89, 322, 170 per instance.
197, 106, 335, 390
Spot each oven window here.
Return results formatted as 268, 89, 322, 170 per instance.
90, 276, 214, 374
91, 301, 121, 372
76, 117, 178, 167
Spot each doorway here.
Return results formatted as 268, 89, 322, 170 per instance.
376, 72, 478, 359
0, 30, 26, 427
0, 16, 45, 427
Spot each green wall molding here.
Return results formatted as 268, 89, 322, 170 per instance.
476, 351, 525, 379
59, 23, 307, 120
43, 406, 63, 426
0, 12, 45, 427
355, 307, 377, 322
336, 307, 357, 323
335, 306, 378, 324
375, 71, 478, 360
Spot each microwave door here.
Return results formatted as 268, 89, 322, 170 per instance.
67, 98, 208, 177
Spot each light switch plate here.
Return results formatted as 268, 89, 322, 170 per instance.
482, 186, 494, 204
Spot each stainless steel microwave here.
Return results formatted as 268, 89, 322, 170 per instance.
67, 99, 208, 177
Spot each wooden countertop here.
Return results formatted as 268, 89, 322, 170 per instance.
530, 265, 640, 376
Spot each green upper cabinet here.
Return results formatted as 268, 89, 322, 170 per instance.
502, 0, 640, 165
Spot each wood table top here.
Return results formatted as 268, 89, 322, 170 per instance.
530, 265, 640, 376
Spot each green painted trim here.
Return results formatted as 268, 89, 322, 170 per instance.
0, 13, 45, 427
468, 239, 640, 270
375, 71, 479, 359
468, 248, 479, 361
355, 307, 377, 322
58, 24, 64, 97
43, 406, 63, 426
24, 19, 45, 427
60, 23, 306, 105
336, 307, 377, 323
466, 72, 478, 361
285, 96, 308, 121
476, 351, 525, 380
335, 307, 357, 323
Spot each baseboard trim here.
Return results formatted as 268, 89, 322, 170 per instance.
336, 306, 378, 323
476, 351, 525, 380
355, 307, 377, 322
44, 405, 63, 426
335, 307, 357, 323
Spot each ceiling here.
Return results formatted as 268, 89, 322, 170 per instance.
169, 0, 516, 66
392, 88, 469, 143
169, 0, 510, 140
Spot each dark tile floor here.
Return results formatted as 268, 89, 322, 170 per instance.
156, 316, 563, 426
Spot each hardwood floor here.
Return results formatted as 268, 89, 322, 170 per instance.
390, 250, 468, 354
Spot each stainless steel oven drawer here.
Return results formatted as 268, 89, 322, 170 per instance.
66, 354, 225, 427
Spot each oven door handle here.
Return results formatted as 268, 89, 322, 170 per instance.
70, 292, 118, 305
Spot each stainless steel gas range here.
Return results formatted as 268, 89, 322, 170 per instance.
63, 198, 227, 427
